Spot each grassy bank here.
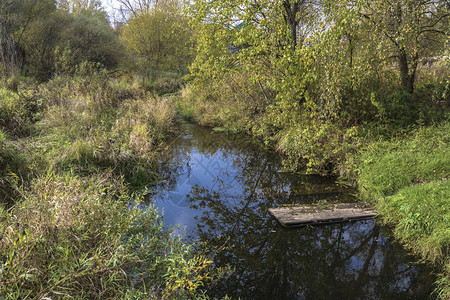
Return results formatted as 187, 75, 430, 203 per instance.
0, 76, 216, 299
358, 123, 450, 299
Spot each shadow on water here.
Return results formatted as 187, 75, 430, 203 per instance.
150, 119, 437, 300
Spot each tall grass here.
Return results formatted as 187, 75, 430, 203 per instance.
35, 75, 176, 189
0, 172, 215, 299
0, 75, 218, 298
0, 87, 42, 137
177, 74, 269, 133
0, 86, 33, 205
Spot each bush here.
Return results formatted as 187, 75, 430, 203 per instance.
276, 121, 364, 176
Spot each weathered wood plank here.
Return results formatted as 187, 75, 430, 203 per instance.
269, 203, 376, 227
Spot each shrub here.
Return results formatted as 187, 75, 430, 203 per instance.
276, 121, 364, 176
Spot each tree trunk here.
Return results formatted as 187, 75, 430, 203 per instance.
0, 19, 19, 77
398, 49, 415, 94
282, 0, 300, 49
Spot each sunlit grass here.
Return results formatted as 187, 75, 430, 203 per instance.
358, 122, 450, 298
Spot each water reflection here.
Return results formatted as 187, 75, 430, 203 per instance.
151, 120, 435, 299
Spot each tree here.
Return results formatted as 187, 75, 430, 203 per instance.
17, 3, 126, 80
120, 0, 193, 71
57, 0, 102, 13
0, 0, 56, 77
20, 10, 72, 79
188, 0, 320, 117
56, 11, 127, 73
359, 0, 449, 93
114, 0, 157, 18
187, 0, 448, 130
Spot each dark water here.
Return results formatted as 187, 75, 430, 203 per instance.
151, 119, 436, 300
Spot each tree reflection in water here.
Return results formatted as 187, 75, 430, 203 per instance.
151, 120, 436, 299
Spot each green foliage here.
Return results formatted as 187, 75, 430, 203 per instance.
276, 122, 364, 176
121, 0, 194, 72
188, 0, 318, 111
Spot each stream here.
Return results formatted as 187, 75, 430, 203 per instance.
150, 119, 436, 299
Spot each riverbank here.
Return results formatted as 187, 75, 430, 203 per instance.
175, 87, 449, 298
0, 76, 215, 298
358, 124, 450, 299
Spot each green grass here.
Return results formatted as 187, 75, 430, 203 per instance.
0, 75, 218, 299
358, 122, 450, 298
0, 172, 215, 299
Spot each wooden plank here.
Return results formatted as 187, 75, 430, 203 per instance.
269, 203, 376, 227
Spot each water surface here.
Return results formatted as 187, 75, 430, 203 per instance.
151, 120, 436, 299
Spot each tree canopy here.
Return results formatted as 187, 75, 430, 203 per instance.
120, 0, 194, 72
0, 0, 128, 80
187, 0, 448, 126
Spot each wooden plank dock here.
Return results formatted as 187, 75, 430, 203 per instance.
268, 203, 376, 227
